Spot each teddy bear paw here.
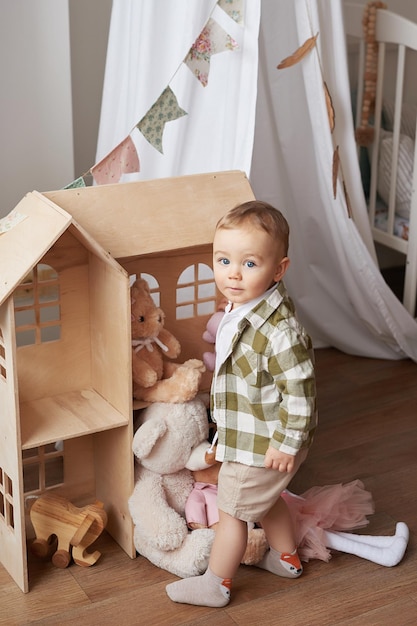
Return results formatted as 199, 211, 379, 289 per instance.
178, 528, 215, 577
241, 527, 269, 565
183, 359, 206, 373
137, 365, 203, 403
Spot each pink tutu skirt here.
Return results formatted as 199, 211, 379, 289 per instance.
282, 480, 375, 562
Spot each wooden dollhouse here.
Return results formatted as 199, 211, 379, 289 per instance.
44, 171, 255, 389
0, 192, 134, 592
0, 170, 255, 592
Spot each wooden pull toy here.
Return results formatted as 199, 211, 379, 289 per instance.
29, 493, 108, 569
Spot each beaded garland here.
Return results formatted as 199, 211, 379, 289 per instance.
355, 1, 387, 147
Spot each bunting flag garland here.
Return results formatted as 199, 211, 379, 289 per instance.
91, 135, 140, 185
277, 32, 351, 218
63, 0, 244, 188
137, 86, 187, 153
218, 0, 245, 25
184, 18, 239, 87
0, 211, 27, 235
64, 176, 86, 189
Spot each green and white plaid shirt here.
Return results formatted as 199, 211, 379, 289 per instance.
212, 282, 317, 467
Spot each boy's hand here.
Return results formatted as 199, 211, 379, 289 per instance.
264, 447, 295, 473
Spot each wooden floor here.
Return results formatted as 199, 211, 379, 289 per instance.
2, 348, 417, 625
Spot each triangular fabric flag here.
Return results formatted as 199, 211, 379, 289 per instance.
217, 0, 245, 25
0, 211, 27, 235
184, 18, 239, 87
63, 176, 86, 189
91, 135, 140, 185
137, 86, 187, 153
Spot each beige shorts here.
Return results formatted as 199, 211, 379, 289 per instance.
217, 448, 308, 523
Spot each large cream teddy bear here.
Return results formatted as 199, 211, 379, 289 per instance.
128, 397, 216, 578
128, 397, 268, 578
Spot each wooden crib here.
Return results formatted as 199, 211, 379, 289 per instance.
344, 1, 417, 316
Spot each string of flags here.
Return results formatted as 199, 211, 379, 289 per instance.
64, 0, 244, 190
276, 29, 352, 218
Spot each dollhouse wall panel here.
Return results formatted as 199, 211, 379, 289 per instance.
0, 300, 28, 592
42, 228, 89, 272
94, 427, 135, 557
88, 253, 131, 418
17, 264, 91, 402
60, 436, 96, 503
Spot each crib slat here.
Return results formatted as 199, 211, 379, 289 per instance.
387, 45, 406, 236
345, 3, 417, 316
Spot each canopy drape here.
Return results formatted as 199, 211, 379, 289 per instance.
97, 0, 417, 361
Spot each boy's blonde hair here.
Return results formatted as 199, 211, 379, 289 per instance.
215, 200, 289, 255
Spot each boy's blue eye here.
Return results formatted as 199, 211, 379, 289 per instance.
246, 260, 255, 268
220, 258, 230, 266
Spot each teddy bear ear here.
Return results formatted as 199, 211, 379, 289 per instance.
132, 415, 168, 460
131, 278, 151, 298
136, 278, 151, 293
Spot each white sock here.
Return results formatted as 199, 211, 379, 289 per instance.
166, 567, 231, 607
329, 522, 409, 547
323, 524, 409, 567
255, 547, 303, 578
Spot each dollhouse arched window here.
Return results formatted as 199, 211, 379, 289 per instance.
0, 329, 6, 381
176, 263, 216, 320
129, 273, 160, 306
14, 263, 61, 347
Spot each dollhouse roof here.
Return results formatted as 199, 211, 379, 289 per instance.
0, 190, 124, 306
43, 171, 255, 260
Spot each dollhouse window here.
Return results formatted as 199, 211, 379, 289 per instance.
176, 264, 216, 319
22, 444, 64, 495
130, 273, 160, 306
0, 329, 6, 380
14, 263, 61, 346
0, 469, 15, 531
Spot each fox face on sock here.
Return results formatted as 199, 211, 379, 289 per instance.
281, 552, 303, 575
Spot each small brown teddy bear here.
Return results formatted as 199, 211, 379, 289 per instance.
131, 278, 205, 403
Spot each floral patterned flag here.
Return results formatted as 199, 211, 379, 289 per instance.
218, 0, 245, 25
137, 86, 187, 153
184, 18, 239, 87
63, 176, 86, 189
0, 211, 27, 235
91, 135, 140, 184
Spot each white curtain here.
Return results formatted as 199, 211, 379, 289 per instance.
97, 0, 417, 361
96, 0, 261, 178
251, 0, 417, 360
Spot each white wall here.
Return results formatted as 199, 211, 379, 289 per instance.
0, 0, 112, 219
0, 1, 74, 217
69, 0, 112, 177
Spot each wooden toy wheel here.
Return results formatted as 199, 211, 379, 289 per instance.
31, 536, 57, 559
52, 549, 71, 569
